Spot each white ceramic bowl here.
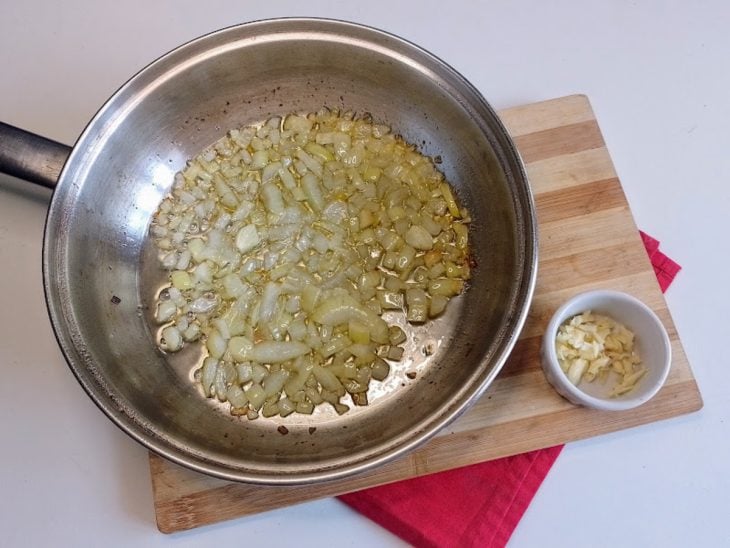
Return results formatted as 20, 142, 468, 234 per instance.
541, 290, 671, 411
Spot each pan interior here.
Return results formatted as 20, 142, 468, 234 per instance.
44, 20, 534, 482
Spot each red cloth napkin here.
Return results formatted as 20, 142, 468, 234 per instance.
640, 231, 682, 292
339, 232, 680, 548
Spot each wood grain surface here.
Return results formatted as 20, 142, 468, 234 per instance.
149, 94, 703, 534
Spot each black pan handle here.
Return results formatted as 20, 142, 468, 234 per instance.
0, 122, 72, 189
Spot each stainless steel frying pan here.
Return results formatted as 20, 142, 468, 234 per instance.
0, 18, 537, 484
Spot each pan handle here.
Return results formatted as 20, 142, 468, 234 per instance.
0, 122, 72, 189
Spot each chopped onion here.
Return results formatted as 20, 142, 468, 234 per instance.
235, 225, 260, 254
206, 329, 227, 359
201, 357, 219, 397
160, 326, 183, 352
155, 300, 177, 324
405, 225, 434, 251
150, 109, 472, 419
249, 341, 310, 363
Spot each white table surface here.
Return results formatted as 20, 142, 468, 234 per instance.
1, 2, 728, 546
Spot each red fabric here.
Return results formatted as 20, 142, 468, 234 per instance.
340, 446, 563, 548
652, 250, 682, 292
640, 230, 682, 292
640, 230, 660, 259
339, 232, 680, 548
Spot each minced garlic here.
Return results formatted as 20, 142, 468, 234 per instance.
556, 311, 646, 397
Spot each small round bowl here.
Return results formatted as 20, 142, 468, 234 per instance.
541, 290, 671, 411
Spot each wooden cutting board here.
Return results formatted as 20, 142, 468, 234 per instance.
148, 94, 702, 534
